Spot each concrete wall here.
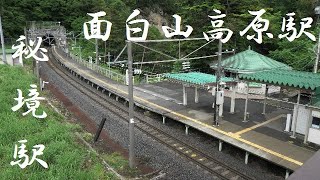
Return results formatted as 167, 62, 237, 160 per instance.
0, 54, 22, 66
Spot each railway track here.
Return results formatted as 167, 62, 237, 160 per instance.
47, 47, 254, 180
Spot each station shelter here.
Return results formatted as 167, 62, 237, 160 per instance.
240, 70, 320, 145
165, 49, 320, 146
164, 49, 295, 121
211, 49, 292, 74
211, 49, 292, 95
164, 72, 236, 116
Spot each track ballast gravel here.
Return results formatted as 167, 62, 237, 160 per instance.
40, 60, 284, 180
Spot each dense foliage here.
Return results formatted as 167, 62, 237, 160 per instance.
0, 64, 116, 179
1, 0, 319, 72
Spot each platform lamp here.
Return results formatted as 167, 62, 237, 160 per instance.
314, 5, 320, 73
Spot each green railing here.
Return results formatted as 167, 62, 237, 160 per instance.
145, 74, 166, 84
70, 54, 132, 85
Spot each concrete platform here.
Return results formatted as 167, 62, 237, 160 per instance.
51, 47, 316, 173
288, 150, 320, 180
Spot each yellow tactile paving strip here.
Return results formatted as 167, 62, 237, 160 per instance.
53, 47, 304, 167
234, 114, 286, 136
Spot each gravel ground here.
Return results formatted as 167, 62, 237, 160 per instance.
139, 111, 284, 179
40, 61, 284, 180
41, 62, 215, 179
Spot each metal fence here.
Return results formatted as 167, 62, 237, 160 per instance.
145, 73, 166, 84
1, 38, 15, 47
70, 54, 128, 85
67, 48, 170, 85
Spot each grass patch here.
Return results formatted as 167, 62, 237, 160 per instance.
0, 64, 118, 179
103, 152, 139, 176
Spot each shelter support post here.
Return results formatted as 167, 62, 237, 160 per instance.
262, 85, 268, 115
291, 90, 301, 139
219, 105, 223, 117
185, 125, 189, 135
195, 87, 199, 103
183, 84, 187, 106
212, 87, 216, 109
245, 152, 249, 165
243, 82, 249, 122
162, 116, 166, 124
285, 170, 290, 179
285, 114, 292, 132
304, 109, 313, 144
212, 87, 216, 96
230, 86, 236, 114
219, 140, 223, 151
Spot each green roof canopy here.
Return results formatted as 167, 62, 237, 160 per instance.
164, 72, 234, 85
239, 70, 320, 90
211, 49, 292, 73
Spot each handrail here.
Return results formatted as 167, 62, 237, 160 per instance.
69, 53, 127, 84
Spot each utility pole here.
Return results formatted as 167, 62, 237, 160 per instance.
213, 39, 222, 126
0, 16, 6, 64
315, 6, 320, 73
127, 41, 135, 168
95, 38, 99, 65
108, 51, 111, 72
79, 47, 82, 61
23, 27, 29, 66
314, 33, 320, 73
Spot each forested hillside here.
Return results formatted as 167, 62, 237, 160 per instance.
1, 0, 319, 72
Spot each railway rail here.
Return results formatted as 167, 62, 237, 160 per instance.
47, 47, 254, 180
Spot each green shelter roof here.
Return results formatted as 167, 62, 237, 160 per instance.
239, 70, 320, 90
164, 72, 234, 85
211, 49, 292, 73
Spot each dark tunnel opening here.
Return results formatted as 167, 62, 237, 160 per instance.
42, 33, 56, 46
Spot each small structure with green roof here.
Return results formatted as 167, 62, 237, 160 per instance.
211, 49, 292, 74
165, 72, 234, 86
211, 49, 292, 97
240, 69, 320, 145
239, 70, 320, 91
164, 72, 236, 106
